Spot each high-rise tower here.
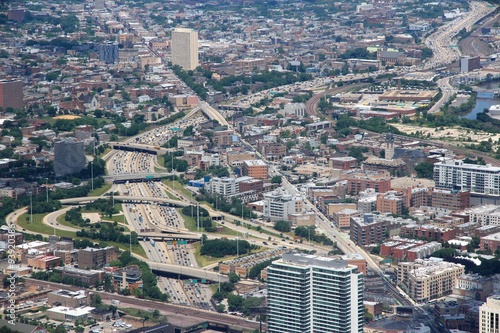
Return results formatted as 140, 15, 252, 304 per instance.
171, 28, 199, 70
268, 252, 364, 333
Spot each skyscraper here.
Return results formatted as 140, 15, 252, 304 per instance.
0, 79, 23, 110
171, 28, 198, 70
480, 296, 500, 333
268, 252, 364, 333
54, 138, 86, 176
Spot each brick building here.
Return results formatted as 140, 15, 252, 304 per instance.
347, 173, 391, 195
242, 160, 268, 179
77, 246, 118, 269
400, 224, 456, 242
350, 214, 387, 247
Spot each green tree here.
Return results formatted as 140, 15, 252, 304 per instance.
273, 220, 291, 232
415, 162, 434, 179
271, 175, 282, 184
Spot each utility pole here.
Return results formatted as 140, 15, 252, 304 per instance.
236, 237, 239, 257
46, 178, 49, 203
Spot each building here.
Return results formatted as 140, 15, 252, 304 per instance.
431, 189, 470, 211
58, 266, 104, 286
48, 289, 90, 308
207, 177, 237, 196
268, 253, 364, 333
98, 42, 119, 64
329, 157, 358, 170
94, 0, 105, 10
479, 295, 500, 333
77, 246, 118, 269
460, 56, 481, 73
333, 208, 360, 228
400, 224, 456, 242
26, 255, 60, 269
263, 191, 298, 220
433, 159, 500, 196
241, 160, 268, 179
110, 265, 143, 291
480, 232, 500, 252
283, 103, 306, 117
47, 306, 94, 322
397, 258, 465, 302
54, 138, 86, 177
171, 28, 198, 70
350, 214, 387, 247
0, 79, 23, 110
378, 90, 438, 102
469, 205, 500, 226
376, 191, 403, 215
347, 173, 391, 195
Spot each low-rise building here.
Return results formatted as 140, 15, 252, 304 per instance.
347, 173, 391, 195
48, 289, 90, 308
333, 208, 360, 228
397, 258, 465, 302
58, 266, 104, 286
350, 213, 387, 247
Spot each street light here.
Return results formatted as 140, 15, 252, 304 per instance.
29, 192, 33, 224
90, 161, 94, 191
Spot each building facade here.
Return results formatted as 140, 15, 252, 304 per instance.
242, 159, 268, 179
77, 246, 118, 269
54, 138, 86, 176
268, 253, 364, 333
207, 177, 237, 196
0, 79, 23, 110
263, 191, 298, 220
98, 42, 119, 64
433, 159, 500, 196
171, 28, 199, 70
350, 214, 387, 247
480, 296, 500, 333
397, 259, 465, 302
347, 173, 391, 195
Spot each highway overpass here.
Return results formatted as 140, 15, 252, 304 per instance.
104, 172, 176, 183
138, 231, 200, 241
111, 143, 167, 155
146, 261, 229, 282
199, 101, 229, 127
60, 196, 190, 207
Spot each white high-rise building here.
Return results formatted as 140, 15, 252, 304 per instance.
263, 190, 298, 220
268, 253, 364, 333
207, 177, 237, 196
171, 28, 198, 70
433, 159, 500, 196
480, 296, 500, 333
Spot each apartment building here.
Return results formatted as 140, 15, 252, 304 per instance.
431, 189, 470, 211
206, 177, 238, 196
480, 296, 500, 333
268, 253, 364, 333
333, 208, 360, 228
350, 214, 387, 247
0, 79, 23, 110
469, 205, 500, 226
77, 246, 118, 269
242, 159, 268, 179
397, 258, 465, 302
347, 173, 391, 195
376, 191, 403, 215
434, 159, 500, 196
263, 191, 299, 220
58, 266, 104, 286
171, 28, 198, 70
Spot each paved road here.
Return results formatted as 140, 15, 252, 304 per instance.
305, 82, 368, 117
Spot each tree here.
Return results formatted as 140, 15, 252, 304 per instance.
271, 175, 282, 184
273, 220, 291, 232
55, 325, 67, 333
414, 162, 434, 179
229, 272, 240, 284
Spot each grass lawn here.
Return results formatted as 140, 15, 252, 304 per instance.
162, 180, 194, 199
179, 211, 240, 237
18, 213, 76, 238
18, 213, 146, 257
88, 183, 112, 197
156, 155, 165, 168
192, 242, 229, 267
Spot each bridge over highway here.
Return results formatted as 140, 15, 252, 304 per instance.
147, 261, 229, 282
60, 196, 190, 207
111, 142, 168, 155
138, 231, 200, 241
104, 172, 177, 183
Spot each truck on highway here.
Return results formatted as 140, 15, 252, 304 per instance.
150, 239, 155, 247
